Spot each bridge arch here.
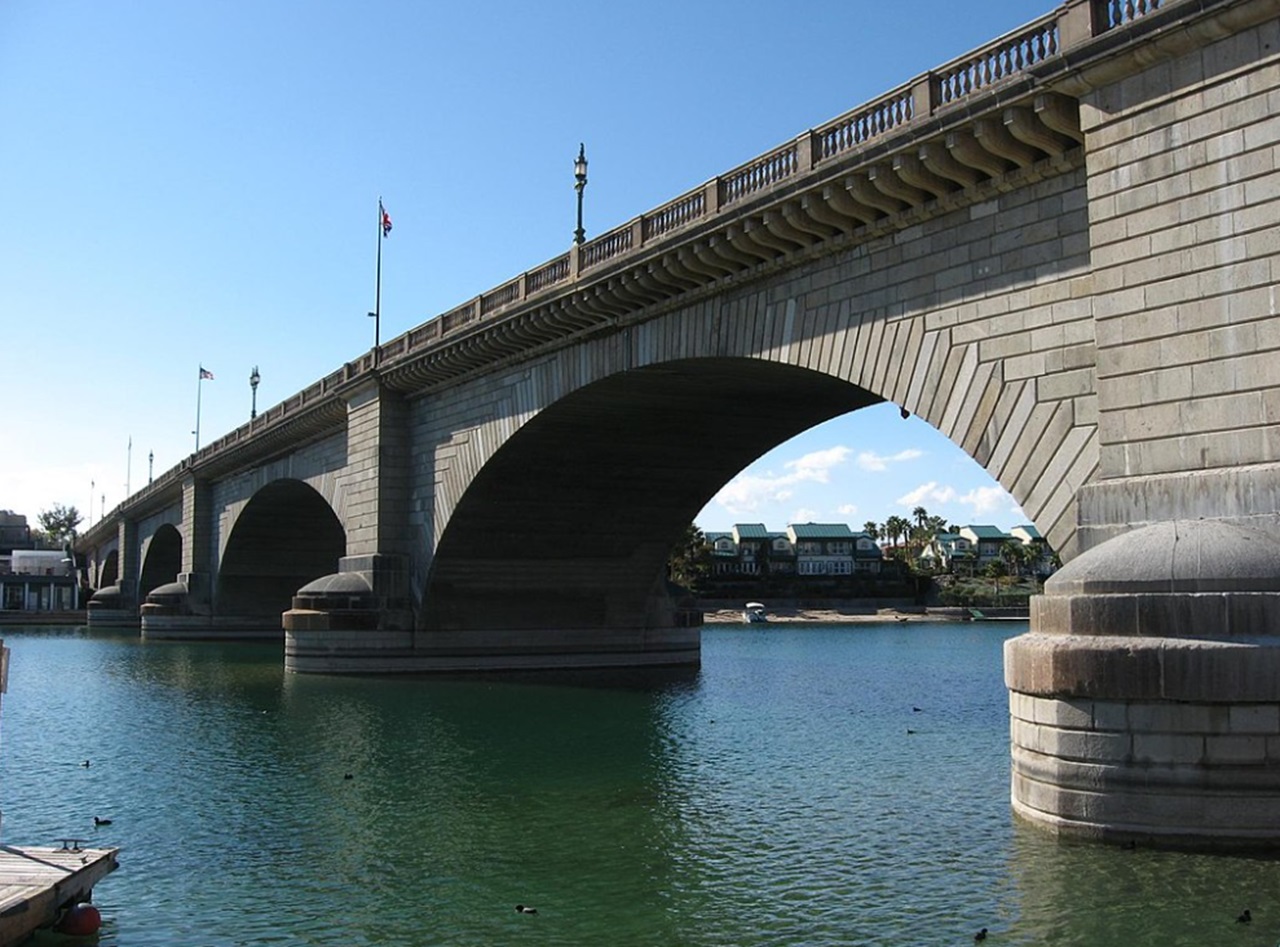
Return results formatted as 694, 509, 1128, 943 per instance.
217, 478, 345, 620
138, 524, 182, 600
97, 549, 119, 590
422, 355, 1004, 632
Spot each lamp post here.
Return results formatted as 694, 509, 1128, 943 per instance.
148, 450, 154, 484
573, 143, 588, 246
249, 365, 260, 419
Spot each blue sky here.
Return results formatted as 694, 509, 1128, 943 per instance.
1, 0, 1049, 535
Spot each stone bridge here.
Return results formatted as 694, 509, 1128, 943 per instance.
80, 0, 1280, 848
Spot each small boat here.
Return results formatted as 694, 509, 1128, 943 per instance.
743, 602, 768, 623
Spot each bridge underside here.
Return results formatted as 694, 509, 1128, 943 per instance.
424, 358, 879, 634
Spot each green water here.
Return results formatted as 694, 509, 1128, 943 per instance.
1, 623, 1277, 946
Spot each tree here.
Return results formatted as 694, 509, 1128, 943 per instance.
883, 515, 911, 554
38, 504, 82, 547
862, 521, 879, 541
1001, 541, 1032, 578
668, 524, 712, 592
912, 506, 928, 532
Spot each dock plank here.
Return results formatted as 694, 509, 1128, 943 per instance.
0, 846, 118, 947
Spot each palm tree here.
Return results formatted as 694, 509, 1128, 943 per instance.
668, 524, 711, 591
884, 515, 910, 555
912, 506, 928, 533
1000, 541, 1031, 580
863, 521, 879, 541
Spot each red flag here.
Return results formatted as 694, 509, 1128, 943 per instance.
380, 202, 392, 237
199, 367, 214, 380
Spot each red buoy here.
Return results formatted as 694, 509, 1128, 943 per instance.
54, 903, 102, 936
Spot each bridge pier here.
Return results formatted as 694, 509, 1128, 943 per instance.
137, 573, 282, 639
85, 585, 138, 629
1005, 520, 1280, 849
283, 559, 702, 674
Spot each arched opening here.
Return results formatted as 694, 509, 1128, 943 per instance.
97, 549, 119, 590
423, 358, 881, 632
138, 524, 183, 599
217, 479, 344, 619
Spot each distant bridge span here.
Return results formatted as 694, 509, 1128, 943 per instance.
81, 0, 1280, 848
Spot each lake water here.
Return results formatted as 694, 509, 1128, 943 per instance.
1, 622, 1277, 946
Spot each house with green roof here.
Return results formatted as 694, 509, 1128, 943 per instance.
958, 525, 1013, 566
786, 523, 882, 576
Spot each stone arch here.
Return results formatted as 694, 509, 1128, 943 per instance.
216, 478, 345, 619
421, 358, 880, 632
138, 524, 182, 599
97, 549, 119, 590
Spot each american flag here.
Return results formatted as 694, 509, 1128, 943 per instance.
380, 202, 392, 237
199, 367, 214, 380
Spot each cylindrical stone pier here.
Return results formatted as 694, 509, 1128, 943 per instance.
1005, 519, 1280, 849
85, 585, 139, 629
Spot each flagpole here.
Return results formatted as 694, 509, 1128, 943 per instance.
126, 436, 132, 498
374, 197, 383, 365
195, 368, 203, 453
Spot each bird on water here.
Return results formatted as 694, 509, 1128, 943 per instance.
1237, 909, 1251, 923
515, 905, 538, 915
93, 817, 112, 827
974, 928, 988, 941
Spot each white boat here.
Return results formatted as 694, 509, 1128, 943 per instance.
743, 602, 768, 623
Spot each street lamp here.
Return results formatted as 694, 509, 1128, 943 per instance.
573, 142, 588, 246
249, 365, 260, 419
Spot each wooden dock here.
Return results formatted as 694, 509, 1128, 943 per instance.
0, 844, 118, 947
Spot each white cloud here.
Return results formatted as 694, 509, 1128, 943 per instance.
895, 481, 957, 507
713, 446, 852, 514
790, 507, 820, 524
959, 485, 1020, 518
784, 446, 851, 482
836, 503, 859, 516
890, 481, 1025, 525
856, 448, 923, 472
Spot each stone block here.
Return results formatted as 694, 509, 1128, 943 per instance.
1128, 702, 1213, 735
1091, 700, 1128, 732
1046, 726, 1134, 762
1204, 734, 1267, 764
1229, 704, 1280, 734
1133, 732, 1205, 765
1029, 694, 1094, 729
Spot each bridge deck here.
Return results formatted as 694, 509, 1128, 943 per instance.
0, 844, 118, 947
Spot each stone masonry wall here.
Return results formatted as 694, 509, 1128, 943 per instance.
1077, 17, 1280, 548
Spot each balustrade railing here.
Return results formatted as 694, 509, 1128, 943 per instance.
582, 224, 635, 270
719, 143, 800, 207
527, 255, 570, 293
643, 188, 705, 240
816, 87, 915, 161
481, 278, 522, 315
441, 301, 476, 334
935, 17, 1061, 105
1094, 0, 1163, 29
